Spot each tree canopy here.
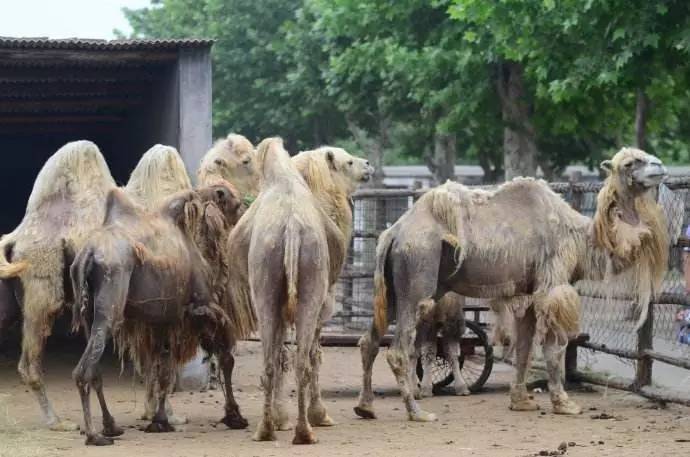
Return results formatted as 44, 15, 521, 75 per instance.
123, 0, 690, 182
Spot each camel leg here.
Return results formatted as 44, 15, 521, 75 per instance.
92, 371, 123, 438
544, 331, 581, 415
19, 307, 78, 431
73, 315, 115, 445
292, 302, 319, 445
445, 334, 470, 396
308, 326, 334, 427
253, 302, 284, 442
142, 371, 187, 426
0, 279, 19, 347
418, 317, 436, 399
145, 339, 176, 433
272, 344, 292, 431
510, 306, 539, 411
218, 351, 249, 429
353, 323, 382, 419
387, 296, 437, 422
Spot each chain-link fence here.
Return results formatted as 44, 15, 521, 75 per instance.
328, 178, 690, 400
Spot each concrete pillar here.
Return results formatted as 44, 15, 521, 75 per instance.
177, 47, 212, 181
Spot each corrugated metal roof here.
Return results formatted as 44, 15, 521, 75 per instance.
0, 37, 214, 50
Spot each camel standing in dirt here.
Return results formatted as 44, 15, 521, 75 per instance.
227, 138, 372, 444
355, 147, 668, 422
0, 141, 116, 431
0, 142, 199, 430
70, 182, 249, 445
198, 133, 258, 203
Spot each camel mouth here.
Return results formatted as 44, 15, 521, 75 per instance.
361, 173, 372, 182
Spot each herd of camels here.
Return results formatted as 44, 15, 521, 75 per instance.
0, 133, 670, 446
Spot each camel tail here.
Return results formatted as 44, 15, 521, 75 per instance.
0, 236, 28, 279
70, 246, 94, 333
373, 228, 395, 335
283, 217, 301, 325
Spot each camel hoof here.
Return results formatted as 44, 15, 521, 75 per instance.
310, 414, 336, 427
553, 400, 582, 415
49, 419, 80, 432
167, 414, 188, 426
510, 400, 540, 411
292, 426, 317, 445
455, 387, 471, 396
85, 434, 114, 446
353, 405, 376, 420
220, 412, 249, 430
144, 421, 175, 433
252, 425, 276, 442
102, 423, 124, 437
409, 410, 437, 422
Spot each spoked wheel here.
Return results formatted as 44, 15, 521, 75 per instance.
416, 320, 493, 394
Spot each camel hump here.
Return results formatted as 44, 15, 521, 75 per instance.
255, 137, 302, 185
104, 188, 141, 225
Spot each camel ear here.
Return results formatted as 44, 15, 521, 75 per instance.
600, 160, 613, 174
326, 150, 337, 171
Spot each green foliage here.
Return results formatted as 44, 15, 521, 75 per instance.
123, 0, 690, 180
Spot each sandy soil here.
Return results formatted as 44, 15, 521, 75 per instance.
0, 340, 688, 457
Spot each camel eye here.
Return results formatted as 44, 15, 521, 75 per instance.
348, 160, 353, 166
624, 161, 634, 168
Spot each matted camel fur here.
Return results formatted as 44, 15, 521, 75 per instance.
70, 183, 248, 445
125, 144, 193, 209
0, 140, 116, 432
356, 147, 668, 423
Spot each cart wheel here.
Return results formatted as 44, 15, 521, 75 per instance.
416, 320, 493, 394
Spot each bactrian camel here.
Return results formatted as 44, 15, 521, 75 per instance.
355, 147, 668, 421
0, 142, 222, 431
0, 141, 116, 431
70, 181, 248, 445
227, 138, 372, 444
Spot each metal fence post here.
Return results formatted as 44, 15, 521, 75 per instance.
635, 302, 654, 389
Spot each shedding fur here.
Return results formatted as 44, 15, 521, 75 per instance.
0, 140, 116, 431
357, 147, 670, 421
125, 144, 192, 210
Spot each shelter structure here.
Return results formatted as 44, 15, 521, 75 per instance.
0, 37, 213, 232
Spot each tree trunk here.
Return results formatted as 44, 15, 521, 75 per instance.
635, 89, 649, 150
497, 61, 538, 180
425, 132, 456, 185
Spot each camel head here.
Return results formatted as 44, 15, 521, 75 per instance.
196, 180, 243, 227
594, 147, 669, 329
197, 133, 259, 199
294, 147, 374, 196
600, 147, 667, 195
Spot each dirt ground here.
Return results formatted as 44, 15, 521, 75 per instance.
0, 340, 688, 457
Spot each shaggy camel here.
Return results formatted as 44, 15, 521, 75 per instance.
198, 133, 258, 203
125, 144, 196, 426
355, 147, 668, 421
416, 292, 470, 398
227, 138, 372, 444
0, 141, 116, 431
0, 143, 209, 430
70, 182, 249, 445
